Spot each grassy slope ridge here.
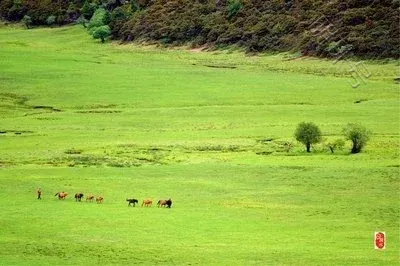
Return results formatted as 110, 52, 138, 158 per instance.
0, 26, 399, 265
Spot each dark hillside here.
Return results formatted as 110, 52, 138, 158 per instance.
1, 0, 398, 58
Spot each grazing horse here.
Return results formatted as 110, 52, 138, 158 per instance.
126, 198, 138, 207
141, 199, 152, 207
55, 192, 68, 200
166, 198, 172, 208
157, 199, 168, 208
96, 196, 104, 204
75, 193, 84, 202
86, 195, 94, 202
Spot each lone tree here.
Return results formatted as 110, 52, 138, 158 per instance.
343, 123, 370, 153
92, 25, 111, 43
295, 122, 322, 152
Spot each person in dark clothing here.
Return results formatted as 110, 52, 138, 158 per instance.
37, 188, 42, 200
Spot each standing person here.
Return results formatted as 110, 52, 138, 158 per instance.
37, 188, 42, 200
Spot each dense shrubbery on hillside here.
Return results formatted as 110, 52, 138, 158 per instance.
1, 0, 398, 58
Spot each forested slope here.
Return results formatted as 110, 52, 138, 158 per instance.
1, 0, 399, 58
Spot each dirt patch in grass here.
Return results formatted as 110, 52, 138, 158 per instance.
32, 105, 62, 112
0, 129, 34, 135
75, 110, 122, 114
0, 93, 29, 107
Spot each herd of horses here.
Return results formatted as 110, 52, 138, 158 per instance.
127, 198, 172, 208
55, 192, 103, 203
54, 192, 172, 208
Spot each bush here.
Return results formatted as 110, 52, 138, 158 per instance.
88, 8, 109, 30
343, 123, 371, 154
295, 122, 322, 152
326, 139, 345, 154
81, 0, 96, 20
92, 25, 111, 43
21, 15, 32, 29
46, 15, 56, 26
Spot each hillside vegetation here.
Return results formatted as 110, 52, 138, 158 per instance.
1, 0, 399, 58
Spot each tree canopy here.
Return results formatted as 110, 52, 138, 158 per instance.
343, 123, 371, 153
295, 122, 322, 153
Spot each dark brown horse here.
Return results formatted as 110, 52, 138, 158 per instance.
55, 192, 68, 200
141, 199, 152, 207
75, 193, 84, 202
165, 198, 172, 208
126, 198, 138, 206
96, 196, 103, 204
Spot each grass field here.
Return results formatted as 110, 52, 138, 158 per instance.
0, 25, 399, 265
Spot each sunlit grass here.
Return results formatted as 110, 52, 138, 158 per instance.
0, 25, 398, 265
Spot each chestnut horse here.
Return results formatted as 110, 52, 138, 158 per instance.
55, 192, 68, 200
157, 199, 167, 208
96, 196, 103, 204
141, 199, 152, 207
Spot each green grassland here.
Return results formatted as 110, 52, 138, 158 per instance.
0, 25, 399, 265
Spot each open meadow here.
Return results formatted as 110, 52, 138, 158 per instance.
0, 25, 399, 265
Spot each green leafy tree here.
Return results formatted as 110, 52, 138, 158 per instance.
87, 7, 109, 35
92, 25, 111, 42
76, 16, 89, 28
46, 15, 56, 26
295, 122, 322, 152
81, 0, 97, 20
227, 0, 242, 19
343, 123, 371, 154
131, 0, 139, 13
21, 15, 32, 29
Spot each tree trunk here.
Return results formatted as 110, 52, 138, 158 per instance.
306, 143, 311, 152
101, 37, 105, 43
351, 144, 360, 153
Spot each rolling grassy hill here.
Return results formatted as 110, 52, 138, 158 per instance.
0, 25, 398, 265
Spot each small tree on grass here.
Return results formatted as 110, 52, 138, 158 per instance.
326, 139, 345, 154
92, 25, 111, 43
343, 123, 371, 153
295, 122, 322, 152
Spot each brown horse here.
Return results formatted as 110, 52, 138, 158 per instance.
157, 199, 168, 208
75, 193, 84, 202
55, 192, 68, 200
86, 195, 94, 202
157, 199, 172, 208
141, 199, 152, 207
96, 196, 104, 204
